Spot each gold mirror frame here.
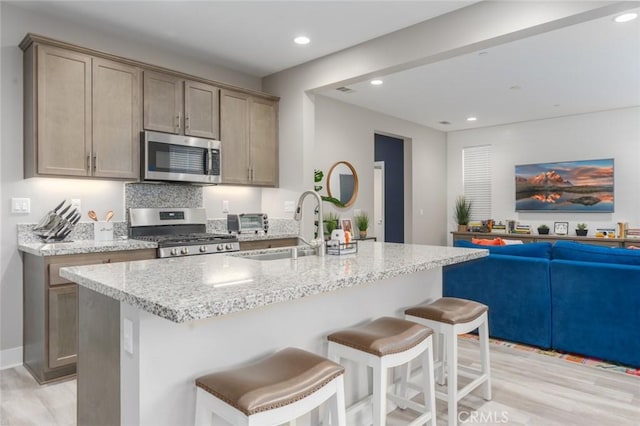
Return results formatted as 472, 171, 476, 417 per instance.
326, 161, 359, 208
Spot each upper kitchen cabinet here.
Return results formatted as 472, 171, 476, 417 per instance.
92, 58, 141, 179
28, 45, 92, 177
22, 39, 141, 179
221, 90, 278, 186
143, 71, 220, 139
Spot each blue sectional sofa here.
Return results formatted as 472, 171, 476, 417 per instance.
444, 240, 640, 368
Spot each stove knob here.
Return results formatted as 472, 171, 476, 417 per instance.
181, 247, 189, 255
199, 245, 207, 253
217, 244, 224, 251
170, 248, 179, 256
225, 243, 233, 250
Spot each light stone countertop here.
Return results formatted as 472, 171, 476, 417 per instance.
60, 243, 487, 323
18, 239, 158, 256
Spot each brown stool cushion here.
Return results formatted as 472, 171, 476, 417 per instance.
196, 347, 344, 416
405, 297, 488, 325
327, 316, 433, 357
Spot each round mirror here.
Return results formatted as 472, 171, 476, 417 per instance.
326, 161, 359, 208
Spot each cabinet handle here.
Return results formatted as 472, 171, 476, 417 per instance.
87, 155, 91, 171
185, 114, 190, 131
248, 167, 251, 180
93, 155, 97, 172
176, 112, 181, 131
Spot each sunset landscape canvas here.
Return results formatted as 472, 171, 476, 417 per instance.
515, 159, 614, 212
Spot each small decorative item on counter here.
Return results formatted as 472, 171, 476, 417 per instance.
323, 212, 340, 238
575, 223, 588, 237
94, 221, 114, 241
353, 212, 369, 239
33, 199, 80, 241
537, 224, 550, 235
327, 240, 358, 256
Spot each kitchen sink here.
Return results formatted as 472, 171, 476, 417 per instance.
240, 247, 317, 261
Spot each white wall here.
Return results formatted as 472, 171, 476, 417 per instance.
0, 3, 263, 358
312, 96, 446, 244
446, 107, 640, 241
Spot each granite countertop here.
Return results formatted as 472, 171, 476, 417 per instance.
18, 233, 297, 256
18, 239, 158, 256
60, 243, 487, 323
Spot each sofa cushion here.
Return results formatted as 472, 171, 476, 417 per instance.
455, 240, 552, 259
471, 238, 505, 246
552, 240, 640, 266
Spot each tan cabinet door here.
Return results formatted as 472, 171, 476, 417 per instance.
92, 58, 141, 178
220, 89, 251, 184
37, 45, 92, 176
249, 97, 278, 186
143, 70, 182, 134
48, 285, 78, 369
185, 80, 219, 139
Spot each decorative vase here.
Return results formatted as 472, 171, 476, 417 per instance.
457, 224, 468, 233
576, 229, 588, 237
538, 228, 549, 235
359, 230, 367, 239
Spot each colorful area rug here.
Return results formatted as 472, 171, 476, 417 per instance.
461, 334, 640, 378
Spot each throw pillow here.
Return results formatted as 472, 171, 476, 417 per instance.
471, 238, 506, 246
552, 240, 640, 266
455, 240, 553, 259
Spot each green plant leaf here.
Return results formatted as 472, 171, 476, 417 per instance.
321, 195, 345, 208
314, 185, 323, 192
314, 169, 324, 183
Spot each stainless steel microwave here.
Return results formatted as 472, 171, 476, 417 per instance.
141, 131, 221, 184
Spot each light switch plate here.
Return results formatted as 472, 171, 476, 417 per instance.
284, 201, 295, 213
222, 200, 229, 214
71, 199, 81, 212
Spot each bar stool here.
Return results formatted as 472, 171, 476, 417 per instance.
326, 316, 436, 426
194, 347, 346, 426
404, 297, 491, 426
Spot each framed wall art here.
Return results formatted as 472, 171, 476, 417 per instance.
515, 159, 614, 212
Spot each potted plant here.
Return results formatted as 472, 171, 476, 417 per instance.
323, 212, 340, 237
454, 196, 472, 232
353, 212, 370, 239
537, 224, 550, 235
576, 223, 588, 237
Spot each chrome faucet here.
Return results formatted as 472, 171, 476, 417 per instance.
294, 190, 325, 256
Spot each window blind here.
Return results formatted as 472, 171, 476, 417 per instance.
463, 145, 491, 220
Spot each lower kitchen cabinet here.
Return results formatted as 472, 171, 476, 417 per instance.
22, 249, 156, 384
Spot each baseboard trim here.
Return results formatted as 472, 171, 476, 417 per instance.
1, 346, 23, 370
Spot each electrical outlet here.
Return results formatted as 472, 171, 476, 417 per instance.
353, 208, 362, 217
222, 200, 229, 214
11, 198, 30, 214
123, 318, 133, 354
284, 201, 295, 213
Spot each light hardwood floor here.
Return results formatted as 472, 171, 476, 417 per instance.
1, 338, 638, 425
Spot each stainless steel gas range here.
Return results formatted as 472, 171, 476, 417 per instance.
129, 208, 239, 258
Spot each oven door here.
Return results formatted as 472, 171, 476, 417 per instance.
143, 131, 221, 184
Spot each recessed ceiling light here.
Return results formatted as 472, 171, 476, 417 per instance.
370, 79, 383, 86
614, 12, 638, 23
509, 85, 522, 90
293, 36, 310, 45
478, 51, 489, 56
466, 116, 477, 122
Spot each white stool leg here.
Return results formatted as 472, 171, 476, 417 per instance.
327, 375, 347, 426
479, 315, 492, 401
423, 341, 437, 425
446, 328, 458, 426
436, 332, 446, 386
397, 362, 409, 409
372, 363, 387, 426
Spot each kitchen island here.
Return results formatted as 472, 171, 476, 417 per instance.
60, 242, 486, 425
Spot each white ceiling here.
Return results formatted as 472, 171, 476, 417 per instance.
12, 0, 473, 76
11, 1, 640, 132
321, 7, 640, 131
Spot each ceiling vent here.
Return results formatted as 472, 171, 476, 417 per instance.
439, 121, 451, 125
336, 86, 355, 93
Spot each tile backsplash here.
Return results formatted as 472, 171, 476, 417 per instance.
125, 183, 202, 210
